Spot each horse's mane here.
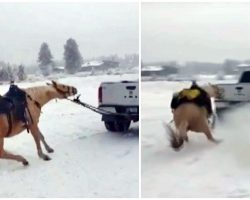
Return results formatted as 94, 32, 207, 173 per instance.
23, 85, 55, 106
24, 85, 52, 96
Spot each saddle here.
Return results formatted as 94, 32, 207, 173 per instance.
171, 87, 213, 117
0, 84, 31, 137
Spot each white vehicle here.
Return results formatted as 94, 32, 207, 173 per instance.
215, 70, 250, 111
98, 80, 139, 132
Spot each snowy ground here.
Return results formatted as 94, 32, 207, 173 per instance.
0, 73, 138, 198
142, 80, 250, 198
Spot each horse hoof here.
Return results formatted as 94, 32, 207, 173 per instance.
43, 155, 51, 161
173, 147, 182, 152
214, 139, 222, 144
47, 148, 54, 153
22, 160, 29, 166
211, 139, 222, 144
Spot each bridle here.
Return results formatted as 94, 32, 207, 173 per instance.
52, 84, 72, 98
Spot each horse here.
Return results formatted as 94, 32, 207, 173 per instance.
0, 80, 77, 165
166, 83, 223, 151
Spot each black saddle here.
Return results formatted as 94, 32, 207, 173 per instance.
170, 86, 213, 116
0, 84, 30, 136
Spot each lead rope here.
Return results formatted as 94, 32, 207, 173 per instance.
67, 95, 135, 119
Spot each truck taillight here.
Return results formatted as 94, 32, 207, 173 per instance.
98, 86, 102, 103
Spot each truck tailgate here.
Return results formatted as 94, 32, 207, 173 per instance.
217, 83, 250, 102
100, 82, 139, 106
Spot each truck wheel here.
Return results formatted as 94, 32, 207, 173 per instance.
104, 121, 116, 132
104, 120, 131, 132
114, 120, 131, 132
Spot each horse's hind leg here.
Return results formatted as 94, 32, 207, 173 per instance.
39, 131, 54, 153
202, 123, 221, 144
30, 125, 51, 161
179, 121, 188, 142
0, 138, 28, 165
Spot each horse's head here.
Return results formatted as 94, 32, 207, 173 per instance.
202, 83, 223, 99
48, 80, 78, 98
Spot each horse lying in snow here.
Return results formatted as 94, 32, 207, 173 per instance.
0, 80, 77, 165
165, 83, 223, 151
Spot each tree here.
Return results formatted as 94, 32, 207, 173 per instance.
64, 38, 83, 74
222, 59, 240, 74
7, 65, 14, 81
17, 65, 26, 81
38, 42, 53, 76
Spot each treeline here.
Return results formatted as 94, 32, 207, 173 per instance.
0, 37, 138, 82
0, 37, 83, 81
143, 59, 250, 75
0, 62, 26, 82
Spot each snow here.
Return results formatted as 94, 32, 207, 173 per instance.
142, 80, 250, 198
0, 73, 138, 198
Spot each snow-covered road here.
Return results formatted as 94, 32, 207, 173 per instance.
0, 73, 138, 198
142, 80, 250, 198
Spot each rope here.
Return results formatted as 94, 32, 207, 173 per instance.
67, 95, 137, 119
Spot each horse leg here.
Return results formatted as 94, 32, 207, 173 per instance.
179, 121, 188, 142
30, 125, 51, 161
163, 122, 184, 150
39, 131, 54, 153
202, 123, 221, 144
0, 138, 28, 165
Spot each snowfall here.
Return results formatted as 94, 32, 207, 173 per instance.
0, 73, 139, 198
142, 78, 250, 198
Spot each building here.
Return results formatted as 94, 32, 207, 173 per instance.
235, 63, 250, 74
141, 65, 178, 76
80, 60, 119, 72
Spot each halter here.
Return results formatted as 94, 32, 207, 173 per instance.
52, 84, 71, 98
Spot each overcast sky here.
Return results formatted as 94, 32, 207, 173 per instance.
142, 3, 250, 64
0, 3, 138, 65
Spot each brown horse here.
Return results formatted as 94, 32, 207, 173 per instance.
166, 83, 223, 151
0, 80, 77, 165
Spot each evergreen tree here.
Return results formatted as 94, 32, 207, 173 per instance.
38, 42, 53, 76
17, 65, 26, 81
7, 65, 14, 81
64, 38, 83, 74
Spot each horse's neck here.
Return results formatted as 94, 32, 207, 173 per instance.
202, 85, 214, 97
25, 86, 60, 107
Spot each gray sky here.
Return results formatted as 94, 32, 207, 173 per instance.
142, 3, 250, 64
0, 3, 138, 65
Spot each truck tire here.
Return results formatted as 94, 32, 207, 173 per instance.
104, 121, 116, 132
104, 120, 131, 132
114, 120, 131, 132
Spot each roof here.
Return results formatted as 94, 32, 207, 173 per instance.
142, 65, 163, 71
237, 63, 250, 68
54, 66, 64, 70
82, 61, 103, 68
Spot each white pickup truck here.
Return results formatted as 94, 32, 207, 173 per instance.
215, 70, 250, 111
98, 80, 139, 132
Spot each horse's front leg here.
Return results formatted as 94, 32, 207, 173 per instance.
0, 138, 29, 165
30, 125, 51, 161
39, 130, 54, 153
